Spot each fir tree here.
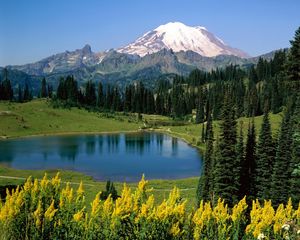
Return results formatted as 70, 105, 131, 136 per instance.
0, 68, 13, 101
84, 80, 96, 106
235, 122, 244, 198
41, 77, 47, 98
213, 93, 238, 206
290, 95, 300, 206
23, 83, 30, 101
240, 120, 256, 201
17, 84, 23, 103
256, 111, 275, 200
286, 26, 300, 83
197, 114, 214, 204
47, 84, 53, 98
271, 108, 293, 206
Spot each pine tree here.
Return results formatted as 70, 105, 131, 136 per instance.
41, 77, 47, 98
47, 84, 53, 98
0, 68, 13, 100
235, 122, 244, 198
290, 95, 300, 206
23, 83, 30, 101
256, 111, 275, 200
286, 27, 300, 83
17, 84, 23, 103
84, 80, 96, 106
195, 88, 205, 124
240, 120, 256, 201
197, 114, 214, 204
213, 93, 238, 206
271, 108, 293, 206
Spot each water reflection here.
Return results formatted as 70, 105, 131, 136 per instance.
172, 138, 178, 156
125, 133, 152, 155
106, 135, 120, 153
86, 136, 96, 155
0, 132, 202, 181
58, 136, 80, 162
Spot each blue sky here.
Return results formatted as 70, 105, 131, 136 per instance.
0, 0, 299, 66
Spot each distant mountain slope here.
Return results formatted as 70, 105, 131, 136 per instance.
8, 44, 103, 75
118, 22, 249, 58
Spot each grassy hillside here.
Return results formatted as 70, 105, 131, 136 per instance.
158, 113, 282, 152
0, 99, 140, 138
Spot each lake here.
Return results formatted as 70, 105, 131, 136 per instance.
0, 132, 203, 182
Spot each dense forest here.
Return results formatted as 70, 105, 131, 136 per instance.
197, 27, 300, 208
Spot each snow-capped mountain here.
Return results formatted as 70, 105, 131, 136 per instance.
118, 22, 249, 58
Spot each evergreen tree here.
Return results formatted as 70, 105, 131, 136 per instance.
235, 122, 244, 198
271, 108, 293, 206
256, 111, 275, 200
47, 84, 53, 98
213, 93, 238, 206
23, 83, 30, 101
240, 120, 256, 201
290, 95, 300, 206
56, 78, 67, 100
41, 77, 47, 98
17, 84, 23, 103
195, 93, 205, 124
124, 85, 132, 112
0, 68, 13, 100
197, 114, 214, 204
97, 82, 104, 108
286, 26, 300, 83
84, 80, 96, 106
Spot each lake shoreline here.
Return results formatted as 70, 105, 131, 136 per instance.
0, 129, 142, 141
0, 128, 203, 153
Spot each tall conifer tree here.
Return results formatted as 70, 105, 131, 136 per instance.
213, 92, 238, 206
256, 111, 275, 200
271, 108, 293, 206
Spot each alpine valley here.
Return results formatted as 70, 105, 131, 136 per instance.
2, 22, 279, 91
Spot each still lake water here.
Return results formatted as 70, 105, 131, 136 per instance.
0, 132, 203, 182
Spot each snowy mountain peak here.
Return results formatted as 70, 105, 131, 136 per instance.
118, 22, 249, 58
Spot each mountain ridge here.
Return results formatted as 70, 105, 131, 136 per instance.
2, 22, 284, 90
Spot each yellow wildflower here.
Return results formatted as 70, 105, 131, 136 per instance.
91, 192, 101, 217
113, 184, 132, 218
137, 174, 148, 193
51, 172, 61, 188
170, 222, 181, 236
232, 196, 248, 222
73, 207, 85, 222
103, 194, 113, 216
273, 204, 285, 234
45, 200, 57, 221
40, 173, 49, 188
77, 181, 84, 196
23, 176, 32, 192
34, 201, 43, 228
139, 195, 154, 219
213, 198, 229, 223
168, 187, 180, 205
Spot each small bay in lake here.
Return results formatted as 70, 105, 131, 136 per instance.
0, 132, 203, 182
